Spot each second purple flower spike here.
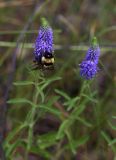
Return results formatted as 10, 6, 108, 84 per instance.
80, 37, 100, 80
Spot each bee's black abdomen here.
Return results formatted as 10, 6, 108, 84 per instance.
44, 63, 53, 66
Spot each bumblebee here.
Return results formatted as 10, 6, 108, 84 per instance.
33, 51, 55, 70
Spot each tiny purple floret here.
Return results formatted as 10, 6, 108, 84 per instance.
85, 45, 100, 65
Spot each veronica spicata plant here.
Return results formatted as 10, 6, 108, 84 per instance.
5, 18, 61, 159
80, 37, 100, 80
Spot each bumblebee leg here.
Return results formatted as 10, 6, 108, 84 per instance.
32, 61, 44, 70
31, 64, 39, 70
33, 59, 36, 62
31, 60, 38, 70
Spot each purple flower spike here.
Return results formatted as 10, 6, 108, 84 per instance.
34, 19, 54, 62
80, 61, 98, 80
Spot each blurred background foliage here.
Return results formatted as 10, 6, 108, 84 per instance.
0, 0, 116, 160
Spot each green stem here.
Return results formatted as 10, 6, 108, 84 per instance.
25, 77, 40, 159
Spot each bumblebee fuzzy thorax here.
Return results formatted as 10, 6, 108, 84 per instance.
41, 56, 54, 64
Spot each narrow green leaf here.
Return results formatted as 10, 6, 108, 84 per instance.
47, 96, 60, 106
109, 139, 116, 146
5, 124, 27, 143
82, 93, 98, 103
55, 89, 71, 100
76, 135, 89, 147
112, 116, 116, 119
29, 145, 52, 159
36, 86, 45, 103
64, 135, 89, 151
71, 104, 86, 119
39, 105, 61, 117
65, 131, 76, 154
7, 98, 35, 107
76, 117, 92, 127
56, 119, 71, 140
41, 77, 61, 91
65, 97, 80, 111
101, 131, 110, 142
37, 132, 57, 149
101, 131, 116, 153
13, 81, 34, 86
68, 135, 89, 149
108, 121, 116, 130
5, 139, 22, 157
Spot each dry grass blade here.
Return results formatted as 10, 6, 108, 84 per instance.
0, 0, 34, 8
